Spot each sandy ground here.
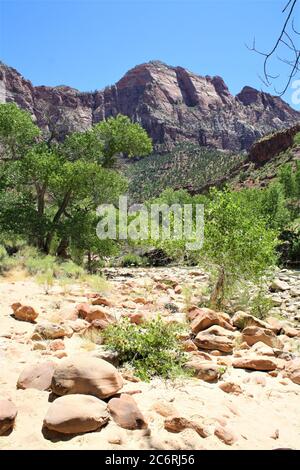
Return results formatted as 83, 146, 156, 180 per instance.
0, 268, 299, 450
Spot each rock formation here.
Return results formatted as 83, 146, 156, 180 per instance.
1, 60, 299, 152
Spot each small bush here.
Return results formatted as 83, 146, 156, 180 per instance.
119, 254, 146, 267
35, 270, 55, 294
0, 245, 9, 273
56, 260, 85, 279
102, 316, 188, 381
250, 290, 274, 320
82, 274, 110, 293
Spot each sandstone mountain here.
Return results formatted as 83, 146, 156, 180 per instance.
0, 60, 299, 152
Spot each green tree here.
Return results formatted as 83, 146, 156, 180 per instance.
279, 164, 295, 198
0, 103, 40, 160
260, 182, 290, 230
0, 105, 153, 262
146, 188, 278, 309
93, 114, 153, 167
202, 189, 278, 308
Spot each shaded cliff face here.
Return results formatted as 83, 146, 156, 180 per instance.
0, 60, 299, 152
248, 124, 300, 165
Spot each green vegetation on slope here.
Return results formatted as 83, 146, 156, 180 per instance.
126, 143, 245, 201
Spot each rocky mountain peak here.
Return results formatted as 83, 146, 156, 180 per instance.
0, 60, 299, 152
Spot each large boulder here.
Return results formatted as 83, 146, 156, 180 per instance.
242, 326, 282, 349
108, 394, 147, 430
189, 307, 234, 334
194, 325, 234, 353
283, 359, 300, 385
11, 303, 38, 322
43, 394, 109, 434
0, 399, 17, 435
32, 321, 73, 340
51, 354, 123, 398
17, 362, 55, 391
233, 356, 277, 371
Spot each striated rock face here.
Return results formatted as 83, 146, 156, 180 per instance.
248, 124, 300, 165
0, 60, 299, 152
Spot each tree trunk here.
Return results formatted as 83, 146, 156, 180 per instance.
209, 266, 226, 310
87, 250, 92, 273
56, 237, 69, 259
43, 190, 72, 254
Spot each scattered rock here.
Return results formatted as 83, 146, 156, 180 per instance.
194, 325, 234, 353
49, 339, 65, 351
92, 348, 120, 367
108, 394, 147, 430
182, 339, 198, 352
32, 342, 47, 351
11, 303, 38, 322
32, 321, 73, 340
0, 399, 17, 435
232, 311, 269, 330
43, 394, 109, 434
164, 416, 209, 438
85, 306, 115, 324
91, 296, 112, 307
214, 425, 238, 445
219, 381, 242, 395
185, 359, 221, 382
123, 311, 147, 325
152, 401, 178, 417
189, 307, 234, 334
67, 318, 90, 332
282, 326, 300, 338
250, 342, 275, 356
17, 362, 55, 391
51, 354, 123, 398
242, 326, 282, 349
174, 285, 182, 294
233, 356, 277, 371
270, 279, 290, 292
283, 359, 300, 385
76, 302, 91, 319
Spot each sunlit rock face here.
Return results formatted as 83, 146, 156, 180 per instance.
1, 60, 299, 152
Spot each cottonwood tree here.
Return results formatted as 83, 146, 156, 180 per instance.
0, 104, 153, 263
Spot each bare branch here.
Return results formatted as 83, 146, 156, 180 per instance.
249, 0, 299, 95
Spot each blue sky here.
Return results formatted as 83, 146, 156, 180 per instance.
0, 0, 299, 107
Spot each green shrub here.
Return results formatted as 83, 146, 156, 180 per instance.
82, 273, 110, 293
250, 290, 274, 320
293, 132, 300, 146
102, 316, 188, 381
0, 245, 8, 273
119, 253, 146, 267
35, 270, 55, 294
56, 260, 85, 279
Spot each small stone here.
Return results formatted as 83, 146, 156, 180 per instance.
108, 394, 147, 430
12, 304, 38, 322
214, 425, 238, 445
152, 401, 178, 417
